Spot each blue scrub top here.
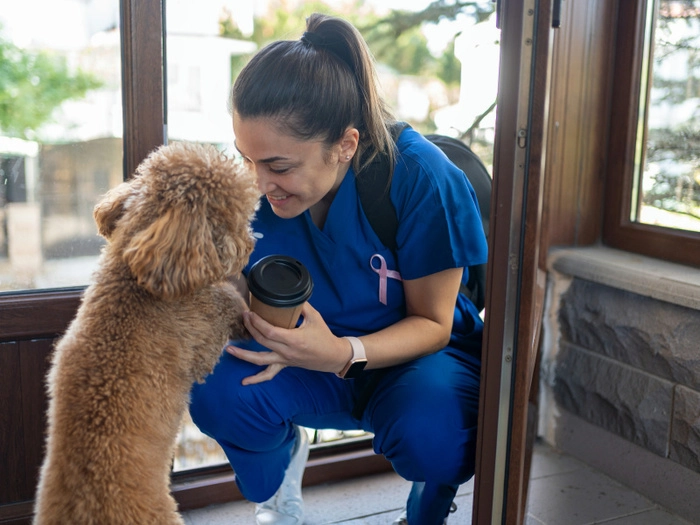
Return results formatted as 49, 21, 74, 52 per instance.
242, 127, 487, 353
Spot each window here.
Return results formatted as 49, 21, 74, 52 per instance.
0, 0, 123, 293
604, 0, 700, 266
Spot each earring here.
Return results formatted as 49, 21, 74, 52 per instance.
346, 155, 351, 160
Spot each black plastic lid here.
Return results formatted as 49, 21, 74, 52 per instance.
247, 255, 313, 307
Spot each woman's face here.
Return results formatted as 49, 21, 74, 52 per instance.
233, 114, 356, 220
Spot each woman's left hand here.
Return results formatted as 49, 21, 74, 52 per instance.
226, 302, 350, 385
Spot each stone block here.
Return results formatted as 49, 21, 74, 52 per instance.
559, 278, 700, 389
554, 342, 673, 456
670, 385, 700, 474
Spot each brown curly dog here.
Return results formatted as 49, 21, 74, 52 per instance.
32, 142, 260, 525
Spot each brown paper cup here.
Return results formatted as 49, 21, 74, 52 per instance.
249, 295, 305, 329
247, 255, 313, 329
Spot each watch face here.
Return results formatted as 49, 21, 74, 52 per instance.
344, 359, 367, 379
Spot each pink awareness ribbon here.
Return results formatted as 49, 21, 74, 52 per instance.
370, 254, 403, 305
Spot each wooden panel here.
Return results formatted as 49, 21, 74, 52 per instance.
0, 342, 26, 505
541, 0, 616, 254
542, 0, 583, 247
0, 290, 81, 342
20, 340, 54, 504
574, 0, 615, 244
0, 502, 33, 525
0, 339, 53, 508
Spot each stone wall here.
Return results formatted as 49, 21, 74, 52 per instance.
553, 278, 700, 473
539, 247, 700, 521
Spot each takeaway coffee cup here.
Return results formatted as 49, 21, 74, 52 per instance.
247, 255, 314, 329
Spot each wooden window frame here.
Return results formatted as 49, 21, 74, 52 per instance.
603, 0, 700, 267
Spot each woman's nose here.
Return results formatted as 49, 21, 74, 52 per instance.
255, 169, 274, 193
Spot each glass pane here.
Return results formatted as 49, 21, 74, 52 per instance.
167, 0, 499, 472
0, 0, 123, 293
636, 0, 700, 232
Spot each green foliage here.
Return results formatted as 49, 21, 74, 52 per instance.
219, 0, 493, 84
218, 0, 495, 134
0, 35, 102, 139
641, 6, 700, 220
437, 39, 461, 85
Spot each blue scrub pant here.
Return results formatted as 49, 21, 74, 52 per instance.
189, 346, 480, 525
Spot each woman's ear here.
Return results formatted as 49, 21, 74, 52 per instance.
340, 127, 359, 161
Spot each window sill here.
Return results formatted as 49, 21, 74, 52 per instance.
548, 245, 700, 311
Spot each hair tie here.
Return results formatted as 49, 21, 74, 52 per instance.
301, 30, 355, 73
301, 31, 327, 47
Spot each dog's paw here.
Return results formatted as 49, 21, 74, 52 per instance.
228, 314, 251, 342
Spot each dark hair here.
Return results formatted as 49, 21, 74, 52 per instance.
230, 13, 395, 171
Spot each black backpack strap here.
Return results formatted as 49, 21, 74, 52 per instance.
352, 121, 408, 421
355, 121, 409, 255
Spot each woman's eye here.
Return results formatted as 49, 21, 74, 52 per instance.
269, 166, 290, 174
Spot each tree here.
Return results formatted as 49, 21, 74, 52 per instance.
220, 0, 493, 82
642, 3, 700, 220
0, 32, 102, 140
219, 0, 496, 136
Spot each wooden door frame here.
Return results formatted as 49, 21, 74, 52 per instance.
472, 0, 554, 523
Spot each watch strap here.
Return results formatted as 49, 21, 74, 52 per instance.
337, 336, 366, 378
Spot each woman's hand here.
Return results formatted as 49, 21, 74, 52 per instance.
228, 267, 464, 385
226, 302, 351, 385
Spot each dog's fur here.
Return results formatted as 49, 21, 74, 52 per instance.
32, 142, 260, 525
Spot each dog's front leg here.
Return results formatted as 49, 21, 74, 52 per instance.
188, 282, 249, 383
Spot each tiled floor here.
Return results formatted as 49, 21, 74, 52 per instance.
181, 440, 695, 525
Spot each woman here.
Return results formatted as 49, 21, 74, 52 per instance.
189, 13, 487, 525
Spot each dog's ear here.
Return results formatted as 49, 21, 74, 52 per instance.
93, 181, 133, 240
123, 206, 225, 299
215, 223, 256, 277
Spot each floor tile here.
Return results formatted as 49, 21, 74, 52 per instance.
525, 514, 546, 525
302, 472, 407, 524
597, 508, 695, 525
529, 441, 588, 479
526, 467, 656, 525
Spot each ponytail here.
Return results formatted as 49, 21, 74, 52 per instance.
231, 13, 396, 173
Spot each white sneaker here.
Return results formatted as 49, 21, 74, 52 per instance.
254, 426, 310, 525
392, 502, 457, 525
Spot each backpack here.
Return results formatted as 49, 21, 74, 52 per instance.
356, 122, 491, 312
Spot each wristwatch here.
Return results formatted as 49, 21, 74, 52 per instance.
337, 336, 367, 379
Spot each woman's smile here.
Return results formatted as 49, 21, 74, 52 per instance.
266, 193, 293, 208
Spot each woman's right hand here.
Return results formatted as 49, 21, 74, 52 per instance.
226, 302, 352, 385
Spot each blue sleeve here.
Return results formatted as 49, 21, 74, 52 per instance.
391, 128, 488, 281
